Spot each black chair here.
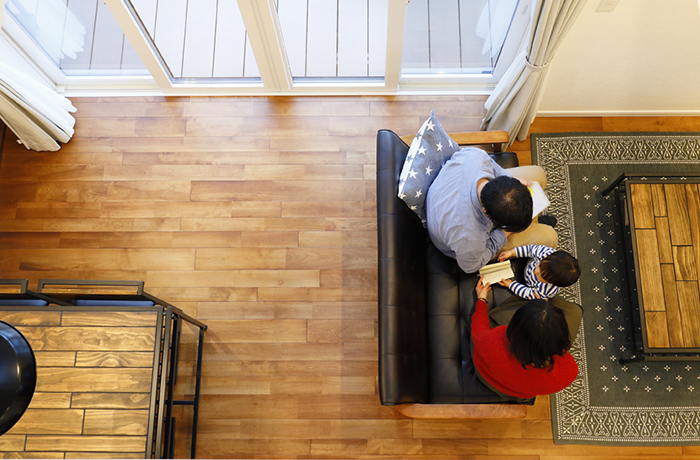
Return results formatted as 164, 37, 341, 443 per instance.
0, 320, 36, 436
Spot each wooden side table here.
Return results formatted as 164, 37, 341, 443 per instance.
0, 302, 206, 459
604, 173, 700, 362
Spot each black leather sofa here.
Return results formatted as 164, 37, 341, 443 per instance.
377, 128, 529, 407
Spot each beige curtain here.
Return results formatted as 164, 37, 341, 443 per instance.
481, 0, 587, 145
0, 62, 76, 151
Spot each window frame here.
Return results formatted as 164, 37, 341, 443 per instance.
1, 0, 531, 96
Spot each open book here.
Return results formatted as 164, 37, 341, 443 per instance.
529, 181, 550, 218
478, 260, 514, 285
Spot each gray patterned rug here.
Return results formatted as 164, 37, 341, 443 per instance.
532, 132, 700, 445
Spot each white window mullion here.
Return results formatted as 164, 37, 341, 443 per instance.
236, 0, 292, 91
384, 0, 407, 90
102, 0, 172, 89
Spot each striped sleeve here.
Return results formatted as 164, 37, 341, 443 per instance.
515, 244, 554, 259
509, 281, 560, 300
508, 281, 540, 300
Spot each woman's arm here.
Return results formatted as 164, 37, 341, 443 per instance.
472, 276, 493, 339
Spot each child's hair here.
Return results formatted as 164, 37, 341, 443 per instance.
540, 250, 580, 287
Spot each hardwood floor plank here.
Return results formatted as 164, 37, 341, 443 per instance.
195, 248, 287, 269
64, 453, 145, 459
74, 352, 155, 368
257, 287, 376, 302
665, 183, 693, 246
655, 217, 674, 264
651, 183, 668, 216
630, 184, 655, 228
673, 245, 698, 280
103, 164, 244, 181
660, 264, 685, 347
200, 360, 377, 377
13, 248, 195, 271
196, 301, 313, 320
28, 393, 72, 409
7, 410, 84, 435
307, 320, 377, 343
676, 281, 700, 347
122, 150, 278, 165
202, 319, 308, 342
21, 327, 155, 352
58, 232, 175, 248
0, 436, 27, 451
634, 229, 666, 311
281, 201, 367, 218
0, 312, 61, 326
60, 312, 157, 327
298, 231, 376, 248
311, 438, 426, 457
194, 438, 310, 458
685, 183, 700, 289
240, 231, 298, 248
180, 217, 267, 232
33, 352, 76, 367
644, 312, 671, 348
35, 368, 152, 392
24, 436, 147, 453
73, 118, 136, 138
82, 410, 149, 435
70, 393, 150, 409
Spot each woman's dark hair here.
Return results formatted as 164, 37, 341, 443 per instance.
506, 299, 571, 370
480, 176, 532, 233
540, 250, 580, 287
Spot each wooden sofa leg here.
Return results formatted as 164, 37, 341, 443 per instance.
396, 404, 527, 419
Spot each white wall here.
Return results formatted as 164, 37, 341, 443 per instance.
539, 0, 700, 115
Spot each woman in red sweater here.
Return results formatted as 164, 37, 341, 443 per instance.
472, 276, 578, 399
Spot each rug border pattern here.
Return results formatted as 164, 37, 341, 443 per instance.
532, 132, 700, 445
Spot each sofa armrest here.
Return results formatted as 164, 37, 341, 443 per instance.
396, 403, 528, 419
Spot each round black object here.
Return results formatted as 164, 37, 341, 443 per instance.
0, 320, 36, 436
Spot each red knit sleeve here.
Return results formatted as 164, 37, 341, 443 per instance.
471, 299, 492, 342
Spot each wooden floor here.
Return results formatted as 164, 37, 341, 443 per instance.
2, 97, 700, 459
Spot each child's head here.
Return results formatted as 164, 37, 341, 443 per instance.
538, 250, 580, 287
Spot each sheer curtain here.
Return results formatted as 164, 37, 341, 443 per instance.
0, 62, 76, 151
480, 0, 587, 145
4, 0, 85, 63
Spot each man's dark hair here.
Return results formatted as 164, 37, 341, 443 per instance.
540, 250, 580, 287
480, 176, 532, 233
506, 299, 571, 370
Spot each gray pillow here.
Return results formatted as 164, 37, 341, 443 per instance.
398, 111, 460, 225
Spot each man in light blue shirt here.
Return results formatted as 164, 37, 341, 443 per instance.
425, 147, 557, 274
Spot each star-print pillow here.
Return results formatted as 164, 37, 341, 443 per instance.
398, 111, 460, 225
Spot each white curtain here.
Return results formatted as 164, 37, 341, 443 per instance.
0, 63, 76, 151
481, 0, 587, 145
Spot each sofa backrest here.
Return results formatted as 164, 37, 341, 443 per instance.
377, 129, 430, 405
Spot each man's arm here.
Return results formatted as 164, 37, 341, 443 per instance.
455, 229, 507, 273
490, 158, 510, 178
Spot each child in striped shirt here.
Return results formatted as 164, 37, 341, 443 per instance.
497, 245, 580, 300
